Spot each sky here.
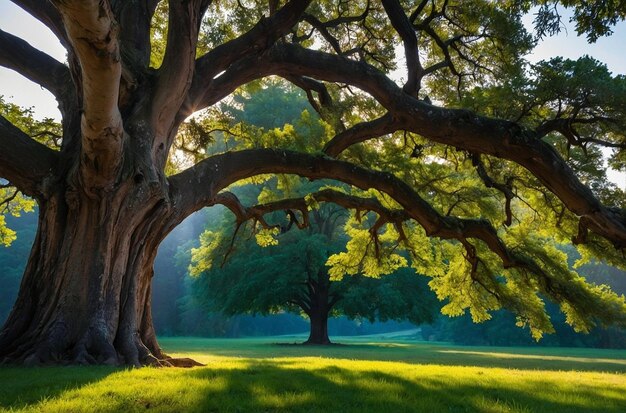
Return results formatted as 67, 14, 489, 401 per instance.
0, 2, 624, 188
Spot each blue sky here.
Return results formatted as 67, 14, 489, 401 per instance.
0, 2, 624, 187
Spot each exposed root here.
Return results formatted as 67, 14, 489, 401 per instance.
1, 342, 204, 367
143, 354, 166, 367
162, 357, 205, 367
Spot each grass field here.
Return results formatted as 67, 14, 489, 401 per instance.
1, 334, 626, 412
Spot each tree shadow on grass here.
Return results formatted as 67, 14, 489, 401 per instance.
178, 363, 626, 412
5, 360, 625, 412
182, 363, 626, 413
0, 365, 119, 410
166, 338, 626, 373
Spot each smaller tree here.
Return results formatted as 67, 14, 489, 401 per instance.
188, 193, 437, 344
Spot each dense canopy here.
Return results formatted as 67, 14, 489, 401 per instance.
0, 0, 625, 365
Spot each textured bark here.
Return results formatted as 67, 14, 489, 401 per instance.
0, 168, 172, 366
53, 0, 125, 188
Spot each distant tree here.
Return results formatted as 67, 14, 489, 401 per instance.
189, 199, 437, 344
187, 83, 436, 344
221, 80, 315, 132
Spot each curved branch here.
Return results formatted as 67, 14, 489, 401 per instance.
175, 149, 623, 284
0, 116, 58, 198
10, 0, 69, 47
151, 0, 212, 153
266, 44, 405, 109
169, 149, 515, 266
0, 29, 71, 101
170, 149, 626, 329
183, 0, 312, 114
323, 113, 397, 157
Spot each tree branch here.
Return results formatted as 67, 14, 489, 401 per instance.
221, 189, 411, 240
172, 151, 626, 329
173, 149, 619, 302
209, 191, 281, 231
302, 16, 340, 53
169, 149, 517, 266
323, 113, 397, 157
0, 116, 58, 198
52, 0, 124, 189
281, 74, 340, 128
183, 0, 312, 115
470, 154, 515, 227
381, 0, 423, 95
536, 117, 626, 150
110, 0, 159, 71
266, 44, 405, 109
260, 44, 626, 249
0, 29, 71, 102
151, 0, 212, 158
10, 0, 69, 47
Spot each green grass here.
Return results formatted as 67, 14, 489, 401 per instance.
1, 336, 625, 412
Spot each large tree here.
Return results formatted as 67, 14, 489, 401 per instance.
1, 0, 626, 366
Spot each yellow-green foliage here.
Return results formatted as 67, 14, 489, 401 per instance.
404, 223, 446, 277
0, 190, 36, 247
254, 227, 280, 247
189, 230, 226, 276
327, 216, 407, 279
0, 215, 16, 247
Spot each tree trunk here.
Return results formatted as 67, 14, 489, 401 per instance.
305, 308, 331, 345
0, 175, 177, 366
304, 268, 332, 345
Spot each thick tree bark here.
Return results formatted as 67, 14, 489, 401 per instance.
0, 160, 177, 366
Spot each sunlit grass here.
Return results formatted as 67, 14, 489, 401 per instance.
160, 335, 626, 372
1, 336, 625, 412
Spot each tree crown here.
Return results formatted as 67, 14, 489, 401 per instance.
1, 0, 626, 340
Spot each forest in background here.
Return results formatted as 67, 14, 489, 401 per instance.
2, 204, 625, 348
